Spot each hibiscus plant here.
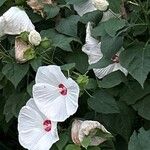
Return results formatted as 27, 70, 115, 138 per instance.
0, 0, 150, 150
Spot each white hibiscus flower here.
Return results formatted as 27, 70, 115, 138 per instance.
82, 22, 128, 79
0, 16, 5, 37
71, 119, 112, 146
2, 6, 35, 35
33, 65, 80, 122
18, 98, 59, 150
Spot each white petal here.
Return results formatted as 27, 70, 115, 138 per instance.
35, 65, 67, 86
18, 98, 59, 150
82, 22, 103, 64
0, 16, 5, 37
74, 0, 96, 16
93, 64, 116, 79
3, 7, 35, 35
33, 83, 68, 121
65, 78, 79, 115
113, 63, 128, 76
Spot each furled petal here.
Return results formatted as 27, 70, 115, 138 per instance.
35, 65, 67, 86
74, 0, 96, 17
0, 16, 5, 37
2, 7, 35, 35
18, 98, 59, 150
82, 22, 103, 64
71, 119, 112, 147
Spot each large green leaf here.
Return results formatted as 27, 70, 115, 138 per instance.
65, 144, 81, 150
120, 44, 150, 87
0, 0, 6, 7
133, 95, 150, 120
2, 63, 29, 88
65, 0, 86, 4
128, 128, 150, 150
56, 15, 80, 37
88, 90, 119, 114
41, 29, 80, 51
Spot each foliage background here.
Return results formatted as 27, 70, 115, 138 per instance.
0, 0, 150, 149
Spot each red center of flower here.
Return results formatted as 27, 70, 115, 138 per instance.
43, 120, 52, 132
58, 84, 67, 96
111, 54, 119, 63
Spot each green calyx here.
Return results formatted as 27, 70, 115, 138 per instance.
23, 48, 36, 61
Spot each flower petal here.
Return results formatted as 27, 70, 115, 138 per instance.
65, 78, 79, 115
3, 7, 35, 35
35, 65, 67, 86
82, 22, 103, 64
74, 0, 96, 17
33, 83, 69, 121
113, 63, 128, 76
18, 98, 59, 150
93, 64, 116, 79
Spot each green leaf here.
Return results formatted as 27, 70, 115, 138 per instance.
0, 0, 6, 7
41, 29, 80, 51
120, 81, 150, 105
81, 136, 91, 149
87, 147, 101, 150
66, 52, 88, 74
133, 95, 150, 120
120, 44, 150, 87
56, 15, 80, 37
101, 34, 123, 58
65, 144, 81, 150
61, 63, 76, 71
3, 92, 29, 122
2, 63, 29, 88
56, 132, 69, 150
44, 4, 60, 19
30, 57, 42, 72
88, 90, 119, 114
104, 18, 126, 37
99, 71, 126, 88
65, 0, 86, 4
128, 128, 150, 150
80, 10, 103, 24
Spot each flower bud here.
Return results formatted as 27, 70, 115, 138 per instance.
15, 37, 35, 63
76, 75, 89, 90
20, 31, 29, 42
71, 119, 112, 148
40, 38, 53, 49
28, 30, 41, 46
92, 0, 109, 11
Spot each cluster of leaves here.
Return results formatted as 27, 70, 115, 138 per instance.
0, 0, 150, 149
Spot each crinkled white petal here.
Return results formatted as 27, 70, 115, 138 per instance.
82, 22, 103, 64
64, 78, 79, 115
0, 16, 5, 37
33, 78, 79, 122
35, 65, 67, 86
2, 7, 35, 35
74, 0, 96, 17
113, 63, 128, 76
101, 9, 120, 22
18, 98, 59, 150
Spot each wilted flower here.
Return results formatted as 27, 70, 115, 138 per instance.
18, 98, 59, 150
28, 30, 42, 46
2, 7, 35, 35
74, 0, 109, 17
33, 65, 80, 122
71, 119, 112, 147
82, 22, 128, 79
15, 37, 35, 63
27, 0, 53, 16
